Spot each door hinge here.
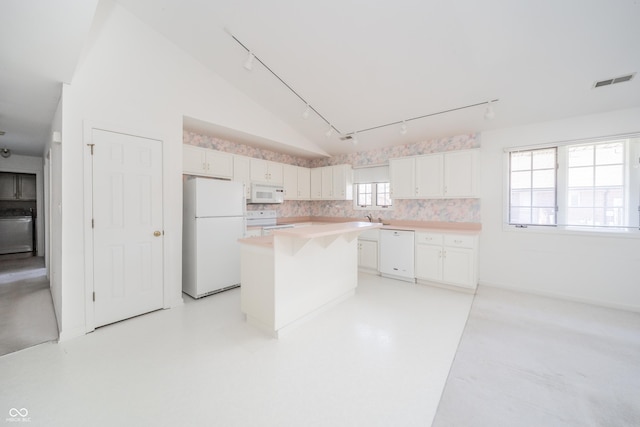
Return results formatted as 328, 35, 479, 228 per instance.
92, 292, 95, 302
87, 143, 95, 155
92, 218, 94, 228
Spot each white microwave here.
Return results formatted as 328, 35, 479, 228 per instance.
249, 183, 284, 204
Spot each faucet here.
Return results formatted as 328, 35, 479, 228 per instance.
365, 214, 373, 222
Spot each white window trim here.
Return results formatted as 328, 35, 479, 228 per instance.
503, 132, 640, 237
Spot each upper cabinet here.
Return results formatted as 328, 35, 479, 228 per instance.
0, 173, 36, 201
250, 158, 283, 185
311, 164, 353, 200
233, 155, 251, 199
183, 145, 233, 179
283, 164, 311, 200
390, 149, 479, 199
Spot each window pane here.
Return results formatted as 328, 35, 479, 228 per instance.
510, 208, 531, 224
532, 208, 556, 225
595, 165, 623, 186
595, 208, 624, 226
594, 188, 624, 208
532, 169, 555, 188
532, 149, 556, 169
568, 145, 594, 167
568, 189, 594, 207
532, 189, 555, 206
511, 189, 531, 207
511, 171, 531, 189
568, 166, 593, 187
567, 207, 594, 226
511, 152, 531, 171
595, 142, 624, 165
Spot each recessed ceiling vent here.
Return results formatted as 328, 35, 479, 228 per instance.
593, 73, 635, 88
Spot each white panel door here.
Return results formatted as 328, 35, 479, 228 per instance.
92, 129, 164, 328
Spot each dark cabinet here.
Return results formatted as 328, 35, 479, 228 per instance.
0, 173, 37, 200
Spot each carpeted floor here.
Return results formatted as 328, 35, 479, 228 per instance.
432, 285, 640, 427
0, 255, 58, 356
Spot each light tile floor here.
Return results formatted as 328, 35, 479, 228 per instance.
0, 273, 474, 427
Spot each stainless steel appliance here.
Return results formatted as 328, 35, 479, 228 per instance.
182, 177, 246, 298
0, 216, 34, 254
246, 210, 293, 235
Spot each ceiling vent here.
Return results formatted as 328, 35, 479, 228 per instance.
593, 73, 635, 88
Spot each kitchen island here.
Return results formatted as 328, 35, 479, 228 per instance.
238, 221, 382, 337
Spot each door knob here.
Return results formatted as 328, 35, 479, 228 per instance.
153, 231, 162, 237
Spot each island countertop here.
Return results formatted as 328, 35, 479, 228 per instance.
238, 221, 382, 247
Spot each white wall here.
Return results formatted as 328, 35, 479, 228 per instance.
57, 0, 324, 340
0, 153, 45, 256
479, 107, 640, 311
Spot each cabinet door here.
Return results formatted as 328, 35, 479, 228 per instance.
332, 164, 353, 200
444, 150, 479, 197
0, 173, 16, 200
18, 174, 37, 200
358, 239, 378, 271
297, 167, 311, 200
249, 158, 268, 183
442, 246, 475, 288
415, 154, 443, 198
183, 145, 207, 175
389, 157, 415, 199
267, 161, 284, 185
206, 151, 233, 179
415, 244, 443, 281
283, 164, 298, 200
233, 155, 251, 199
321, 166, 333, 199
310, 168, 322, 199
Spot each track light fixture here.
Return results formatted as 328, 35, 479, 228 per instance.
226, 30, 499, 145
484, 101, 495, 120
0, 148, 11, 158
243, 52, 255, 71
400, 121, 408, 135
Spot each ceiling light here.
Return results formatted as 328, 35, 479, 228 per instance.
325, 126, 334, 137
0, 148, 11, 158
352, 133, 359, 145
243, 52, 255, 71
484, 101, 495, 120
400, 121, 408, 135
302, 105, 310, 119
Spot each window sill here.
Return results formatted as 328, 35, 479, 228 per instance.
503, 224, 640, 239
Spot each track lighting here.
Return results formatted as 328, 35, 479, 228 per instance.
325, 126, 334, 138
400, 121, 408, 135
301, 105, 311, 119
484, 101, 495, 120
243, 52, 255, 71
351, 133, 359, 145
0, 148, 11, 158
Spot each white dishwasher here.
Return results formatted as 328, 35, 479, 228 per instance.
379, 229, 415, 282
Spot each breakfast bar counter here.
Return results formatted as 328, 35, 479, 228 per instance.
238, 221, 382, 337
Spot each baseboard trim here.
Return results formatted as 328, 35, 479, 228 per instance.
478, 280, 640, 313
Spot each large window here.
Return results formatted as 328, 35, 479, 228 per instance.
507, 135, 639, 231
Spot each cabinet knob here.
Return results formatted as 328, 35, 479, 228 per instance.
153, 230, 162, 237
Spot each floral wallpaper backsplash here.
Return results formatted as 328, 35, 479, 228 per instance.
184, 131, 481, 223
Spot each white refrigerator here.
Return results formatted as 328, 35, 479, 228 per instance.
183, 177, 245, 298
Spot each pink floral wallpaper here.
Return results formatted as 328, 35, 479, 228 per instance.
183, 131, 481, 223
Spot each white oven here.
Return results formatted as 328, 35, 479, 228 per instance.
246, 210, 293, 235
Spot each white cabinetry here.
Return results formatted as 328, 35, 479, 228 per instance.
379, 229, 415, 282
389, 149, 479, 199
312, 164, 353, 200
233, 155, 251, 199
358, 228, 379, 273
183, 145, 233, 179
0, 173, 36, 201
283, 165, 311, 200
415, 232, 478, 290
250, 158, 283, 184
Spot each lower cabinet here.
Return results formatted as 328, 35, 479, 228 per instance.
358, 239, 378, 272
415, 232, 478, 290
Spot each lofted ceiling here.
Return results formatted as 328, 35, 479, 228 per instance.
1, 0, 639, 158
